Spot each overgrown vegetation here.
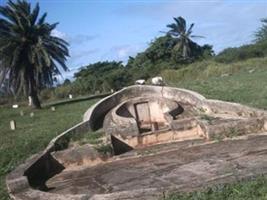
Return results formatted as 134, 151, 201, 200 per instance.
94, 144, 113, 156
71, 130, 105, 145
215, 40, 267, 63
70, 130, 113, 156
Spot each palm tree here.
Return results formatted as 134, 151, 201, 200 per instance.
0, 0, 69, 108
167, 16, 202, 59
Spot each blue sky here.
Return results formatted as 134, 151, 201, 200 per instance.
0, 0, 267, 79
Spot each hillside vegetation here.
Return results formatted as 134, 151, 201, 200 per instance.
162, 57, 267, 109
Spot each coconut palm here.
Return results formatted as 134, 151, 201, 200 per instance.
167, 16, 202, 59
0, 0, 69, 108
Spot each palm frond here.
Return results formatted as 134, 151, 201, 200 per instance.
191, 35, 205, 38
186, 23, 194, 35
30, 2, 39, 25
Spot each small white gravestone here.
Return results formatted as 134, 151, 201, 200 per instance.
30, 112, 34, 117
51, 106, 56, 111
20, 111, 24, 116
221, 73, 229, 77
10, 120, 16, 130
28, 96, 32, 106
69, 94, 73, 99
12, 104, 19, 108
135, 79, 145, 85
249, 69, 255, 73
111, 89, 114, 93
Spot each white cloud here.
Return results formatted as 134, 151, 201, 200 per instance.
102, 44, 146, 64
69, 34, 99, 44
51, 29, 67, 39
116, 1, 267, 53
70, 48, 99, 59
52, 29, 99, 45
51, 29, 100, 72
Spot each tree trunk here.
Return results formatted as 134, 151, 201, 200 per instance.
31, 92, 41, 109
28, 73, 41, 109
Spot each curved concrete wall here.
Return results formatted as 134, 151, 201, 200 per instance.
104, 97, 181, 140
83, 85, 209, 130
84, 85, 267, 131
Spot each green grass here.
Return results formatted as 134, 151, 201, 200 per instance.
71, 130, 105, 145
163, 176, 267, 200
70, 131, 113, 156
0, 99, 98, 200
94, 143, 113, 156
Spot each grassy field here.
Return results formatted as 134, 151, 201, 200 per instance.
0, 99, 98, 200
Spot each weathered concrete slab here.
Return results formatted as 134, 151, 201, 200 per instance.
47, 134, 267, 198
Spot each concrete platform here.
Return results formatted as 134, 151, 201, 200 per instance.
47, 134, 267, 198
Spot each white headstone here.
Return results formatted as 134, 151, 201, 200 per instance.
12, 104, 18, 108
10, 120, 16, 130
69, 94, 73, 99
28, 96, 32, 106
51, 106, 56, 111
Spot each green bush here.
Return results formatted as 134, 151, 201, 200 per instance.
215, 41, 267, 63
40, 88, 55, 101
54, 85, 72, 99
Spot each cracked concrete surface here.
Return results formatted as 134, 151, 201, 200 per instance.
46, 134, 267, 198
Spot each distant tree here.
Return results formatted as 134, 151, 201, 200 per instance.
74, 61, 128, 93
201, 44, 215, 59
215, 42, 267, 63
254, 18, 267, 43
0, 0, 69, 108
167, 16, 203, 59
63, 78, 71, 85
145, 35, 176, 63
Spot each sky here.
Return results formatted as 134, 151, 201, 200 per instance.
0, 0, 267, 80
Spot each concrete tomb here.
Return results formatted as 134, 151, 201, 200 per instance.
6, 85, 267, 200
